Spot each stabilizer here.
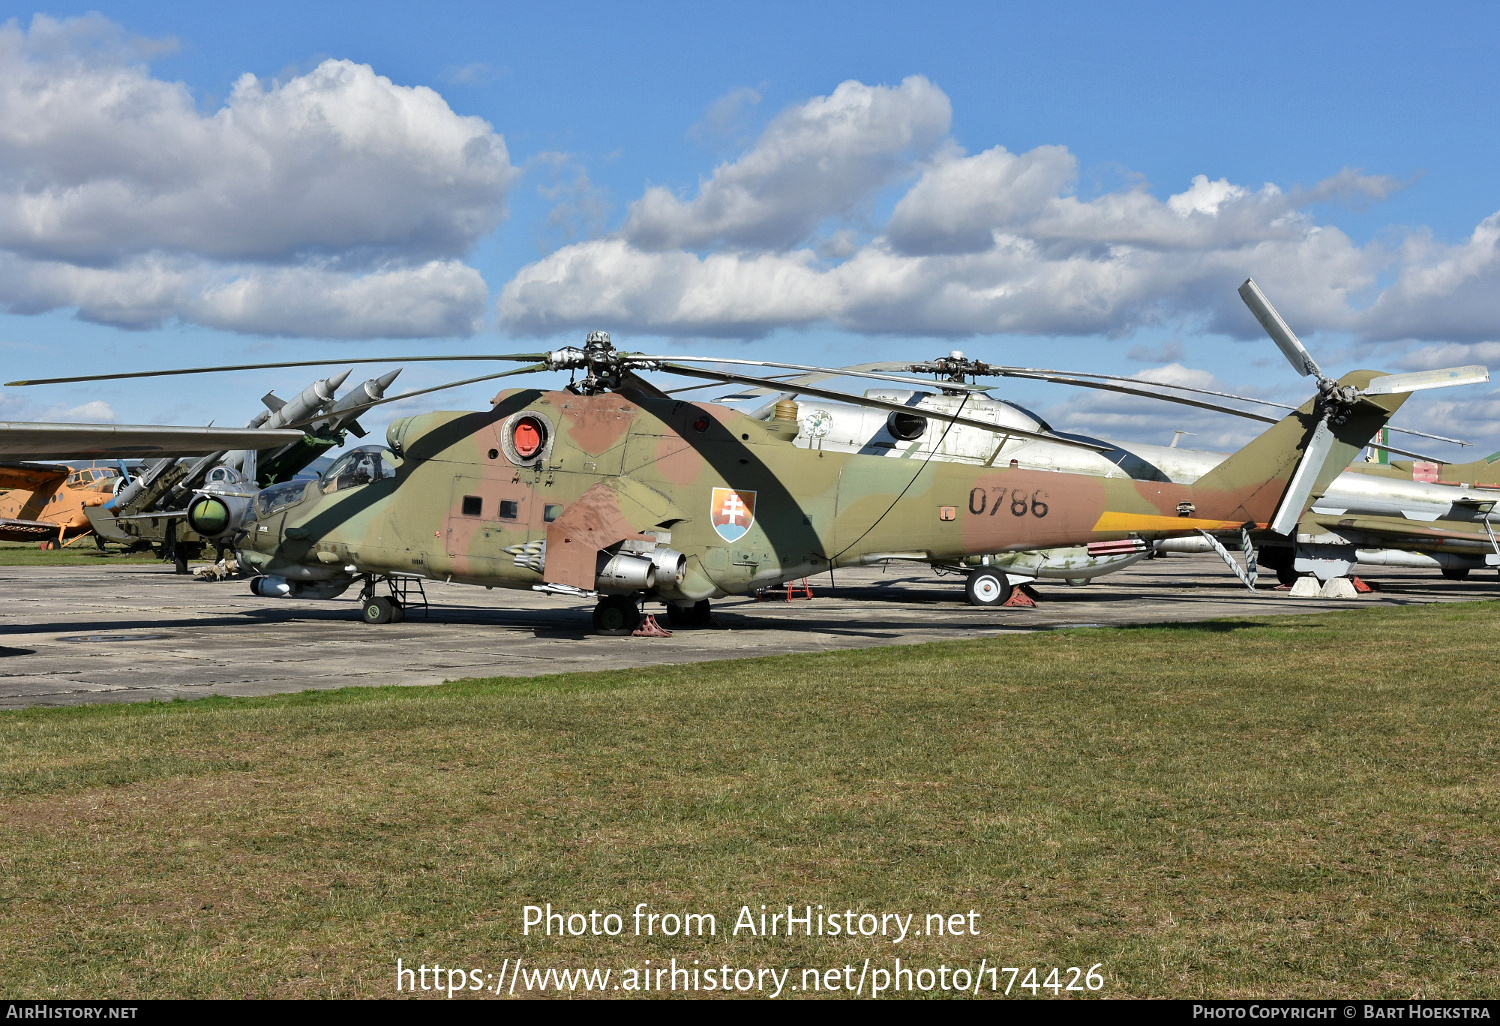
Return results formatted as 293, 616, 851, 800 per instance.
1191, 371, 1410, 534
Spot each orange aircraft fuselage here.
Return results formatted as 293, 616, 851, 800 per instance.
0, 464, 122, 546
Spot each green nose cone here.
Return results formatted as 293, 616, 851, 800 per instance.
188, 497, 230, 535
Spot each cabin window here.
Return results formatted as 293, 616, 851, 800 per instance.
544, 504, 563, 522
462, 495, 482, 517
499, 500, 519, 520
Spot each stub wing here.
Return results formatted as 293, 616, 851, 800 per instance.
0, 422, 305, 461
542, 478, 690, 591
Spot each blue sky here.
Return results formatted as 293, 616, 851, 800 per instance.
2, 2, 1498, 458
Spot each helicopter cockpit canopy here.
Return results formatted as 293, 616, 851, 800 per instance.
253, 480, 313, 517
320, 446, 398, 495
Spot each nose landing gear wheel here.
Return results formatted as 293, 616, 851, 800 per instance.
592, 595, 643, 636
1442, 567, 1471, 580
362, 595, 398, 624
964, 569, 1013, 606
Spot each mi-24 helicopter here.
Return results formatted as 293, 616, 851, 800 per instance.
7, 300, 1478, 635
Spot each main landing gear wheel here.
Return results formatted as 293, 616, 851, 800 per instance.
965, 569, 1013, 606
1276, 564, 1300, 587
592, 595, 642, 636
1442, 567, 1471, 580
362, 595, 400, 625
665, 600, 712, 628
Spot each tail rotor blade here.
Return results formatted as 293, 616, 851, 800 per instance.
1269, 419, 1337, 536
1238, 278, 1323, 379
1361, 365, 1490, 395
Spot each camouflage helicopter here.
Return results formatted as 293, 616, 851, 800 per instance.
9, 320, 1464, 634
694, 280, 1493, 593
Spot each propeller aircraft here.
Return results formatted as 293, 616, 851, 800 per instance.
0, 462, 124, 548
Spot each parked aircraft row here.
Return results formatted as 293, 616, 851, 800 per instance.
2, 280, 1492, 631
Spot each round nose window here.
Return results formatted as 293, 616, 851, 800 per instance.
513, 417, 545, 458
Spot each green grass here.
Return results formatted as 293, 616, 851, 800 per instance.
0, 539, 161, 566
1, 601, 1497, 999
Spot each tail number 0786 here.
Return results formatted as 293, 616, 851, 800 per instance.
968, 487, 1049, 518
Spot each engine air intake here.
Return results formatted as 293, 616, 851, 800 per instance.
512, 416, 546, 459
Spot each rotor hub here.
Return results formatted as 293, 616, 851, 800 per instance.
1314, 376, 1360, 426
909, 355, 998, 394
550, 331, 626, 394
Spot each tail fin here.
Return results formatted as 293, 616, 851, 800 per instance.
1191, 371, 1409, 535
1389, 449, 1500, 486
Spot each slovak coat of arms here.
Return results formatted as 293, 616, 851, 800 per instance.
710, 487, 757, 543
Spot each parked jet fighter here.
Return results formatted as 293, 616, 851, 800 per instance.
86, 368, 402, 570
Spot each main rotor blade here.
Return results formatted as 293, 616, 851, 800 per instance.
985, 369, 1280, 424
878, 360, 1472, 448
877, 359, 1296, 412
654, 362, 1114, 453
663, 372, 803, 396
1001, 371, 1468, 447
1238, 278, 1323, 379
973, 368, 1450, 459
1363, 365, 1490, 395
633, 355, 991, 393
280, 363, 550, 429
6, 353, 550, 387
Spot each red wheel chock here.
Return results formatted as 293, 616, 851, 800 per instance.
1002, 584, 1041, 607
632, 614, 673, 638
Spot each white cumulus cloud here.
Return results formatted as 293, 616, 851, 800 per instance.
621, 76, 950, 252
498, 77, 1499, 357
0, 14, 514, 337
1357, 213, 1500, 343
0, 389, 117, 423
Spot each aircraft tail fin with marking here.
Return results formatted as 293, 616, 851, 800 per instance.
1190, 371, 1410, 535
